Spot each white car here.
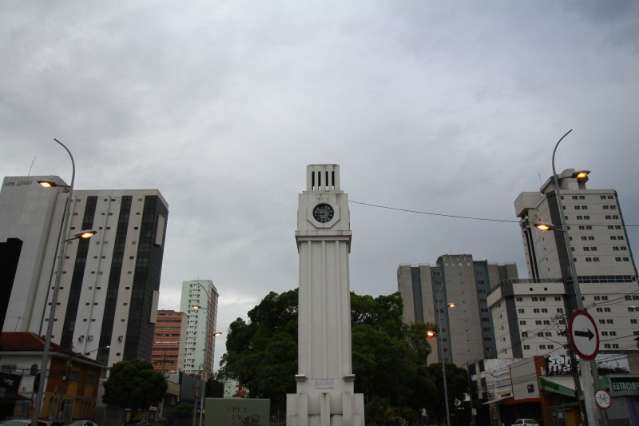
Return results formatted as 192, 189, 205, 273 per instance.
511, 419, 539, 426
0, 420, 51, 426
68, 422, 98, 426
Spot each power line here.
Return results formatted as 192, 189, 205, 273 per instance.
350, 200, 519, 224
350, 199, 639, 227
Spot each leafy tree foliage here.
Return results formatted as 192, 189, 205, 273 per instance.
221, 289, 470, 424
103, 360, 167, 411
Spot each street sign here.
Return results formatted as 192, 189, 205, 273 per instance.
568, 309, 599, 360
595, 389, 612, 409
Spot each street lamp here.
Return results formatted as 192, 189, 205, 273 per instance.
31, 139, 97, 424
540, 129, 603, 426
427, 293, 456, 426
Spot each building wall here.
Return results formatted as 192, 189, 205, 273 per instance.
0, 178, 169, 368
0, 351, 102, 421
0, 238, 23, 332
398, 255, 518, 365
152, 310, 185, 373
489, 281, 639, 358
439, 255, 485, 365
179, 280, 218, 377
0, 176, 68, 334
515, 169, 637, 281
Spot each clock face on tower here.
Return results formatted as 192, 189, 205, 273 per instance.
312, 203, 334, 223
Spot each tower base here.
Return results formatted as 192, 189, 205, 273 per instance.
286, 392, 365, 426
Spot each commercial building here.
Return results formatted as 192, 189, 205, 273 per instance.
515, 168, 637, 286
0, 176, 69, 335
0, 176, 169, 368
151, 310, 185, 373
488, 169, 639, 358
488, 279, 639, 358
470, 355, 639, 426
0, 332, 105, 422
179, 280, 218, 377
397, 255, 518, 365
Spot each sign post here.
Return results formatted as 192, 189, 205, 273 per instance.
594, 390, 612, 410
569, 310, 599, 360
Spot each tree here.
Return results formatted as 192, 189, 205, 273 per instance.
426, 363, 471, 426
205, 373, 225, 398
221, 289, 456, 424
103, 360, 167, 412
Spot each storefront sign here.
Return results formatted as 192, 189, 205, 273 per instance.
545, 355, 572, 376
608, 375, 639, 397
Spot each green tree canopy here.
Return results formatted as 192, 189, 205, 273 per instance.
221, 289, 469, 424
103, 360, 167, 411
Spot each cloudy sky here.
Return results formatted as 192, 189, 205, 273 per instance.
2, 1, 639, 366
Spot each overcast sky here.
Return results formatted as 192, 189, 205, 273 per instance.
2, 1, 639, 367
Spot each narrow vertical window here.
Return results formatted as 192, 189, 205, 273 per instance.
318, 171, 321, 187
311, 172, 315, 189
331, 171, 335, 188
325, 171, 329, 189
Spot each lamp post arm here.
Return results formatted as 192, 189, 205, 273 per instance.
31, 139, 76, 424
53, 138, 75, 188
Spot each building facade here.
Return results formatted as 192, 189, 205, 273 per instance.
0, 332, 105, 422
151, 310, 185, 373
0, 238, 22, 332
488, 279, 639, 358
0, 176, 69, 335
398, 255, 518, 365
0, 176, 169, 368
179, 280, 218, 377
515, 168, 637, 284
490, 169, 639, 359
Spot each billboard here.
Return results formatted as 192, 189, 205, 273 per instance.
204, 398, 270, 426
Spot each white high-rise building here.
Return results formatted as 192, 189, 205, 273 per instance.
179, 280, 218, 378
516, 168, 636, 283
0, 176, 169, 367
487, 169, 639, 358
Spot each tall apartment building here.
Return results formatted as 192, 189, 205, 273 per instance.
179, 280, 218, 378
151, 310, 185, 373
488, 169, 639, 358
0, 176, 169, 367
488, 279, 639, 358
398, 255, 518, 365
516, 168, 637, 284
0, 238, 23, 332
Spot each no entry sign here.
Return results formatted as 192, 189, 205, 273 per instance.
568, 309, 599, 360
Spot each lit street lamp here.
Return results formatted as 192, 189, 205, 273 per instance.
536, 129, 604, 426
426, 293, 456, 426
31, 139, 97, 424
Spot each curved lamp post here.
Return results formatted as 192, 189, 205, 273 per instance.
535, 130, 605, 426
426, 287, 455, 426
31, 139, 97, 424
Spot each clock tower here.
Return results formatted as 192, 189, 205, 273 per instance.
286, 165, 365, 426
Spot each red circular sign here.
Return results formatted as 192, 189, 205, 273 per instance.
568, 309, 599, 360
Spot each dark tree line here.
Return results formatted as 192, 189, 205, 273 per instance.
221, 290, 471, 425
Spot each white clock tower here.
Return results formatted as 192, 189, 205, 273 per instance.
286, 164, 365, 426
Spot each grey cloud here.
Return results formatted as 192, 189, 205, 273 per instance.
2, 0, 639, 367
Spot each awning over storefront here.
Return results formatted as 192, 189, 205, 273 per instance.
483, 394, 513, 405
539, 376, 576, 398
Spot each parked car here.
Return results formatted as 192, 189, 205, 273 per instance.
511, 419, 539, 426
0, 420, 51, 426
67, 421, 98, 426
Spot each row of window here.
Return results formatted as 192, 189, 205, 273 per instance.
516, 296, 562, 302
518, 307, 563, 314
523, 344, 555, 350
